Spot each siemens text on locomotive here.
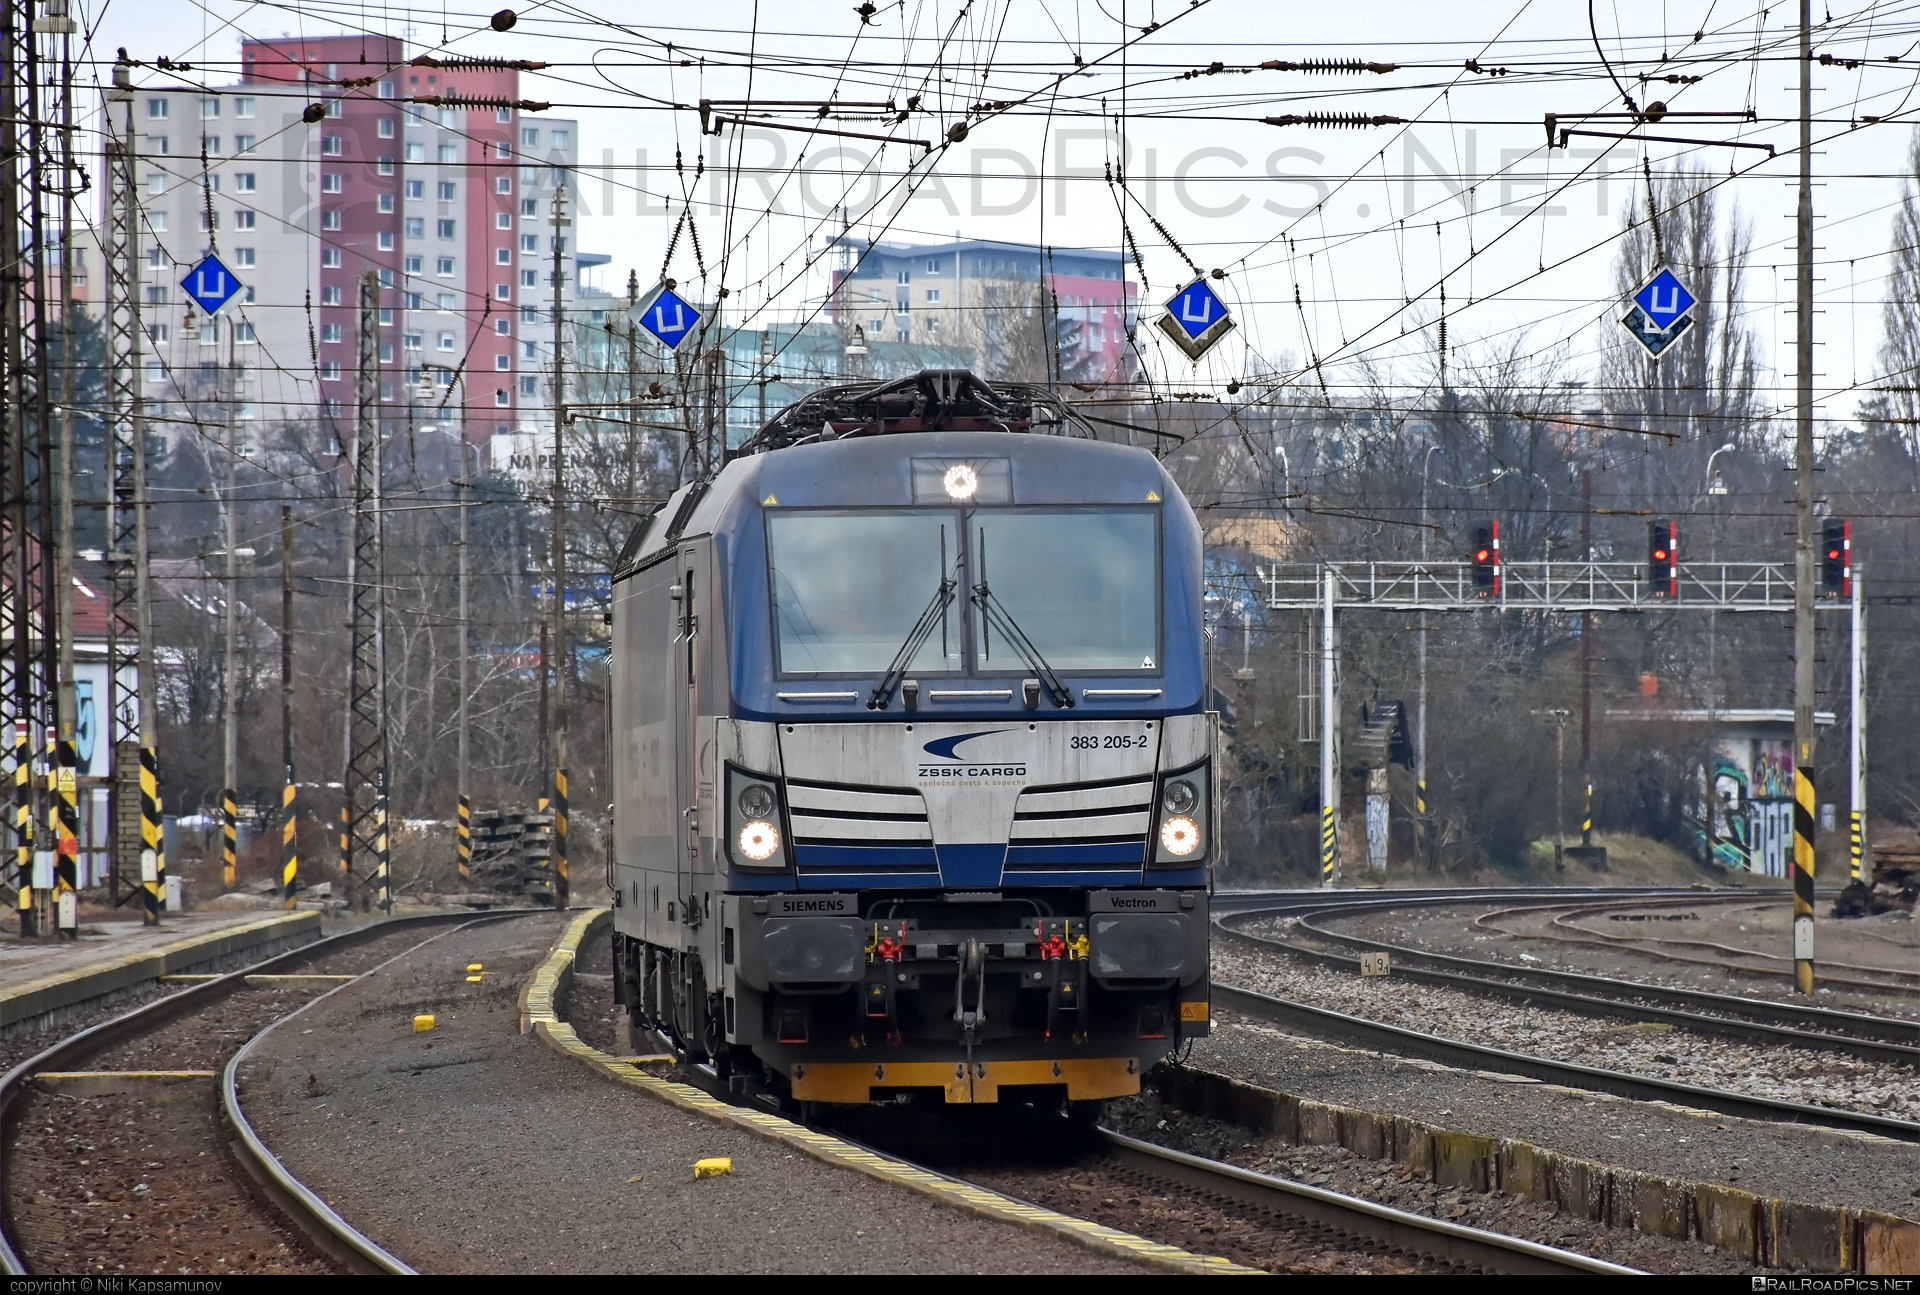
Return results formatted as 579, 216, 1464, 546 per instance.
609, 369, 1212, 1110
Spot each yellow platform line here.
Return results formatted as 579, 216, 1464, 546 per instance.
519, 908, 1256, 1277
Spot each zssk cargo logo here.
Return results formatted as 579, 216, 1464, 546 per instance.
917, 730, 1027, 782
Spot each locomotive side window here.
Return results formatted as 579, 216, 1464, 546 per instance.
768, 511, 961, 676
973, 509, 1159, 672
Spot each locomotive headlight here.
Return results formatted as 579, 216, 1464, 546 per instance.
737, 820, 781, 861
942, 463, 979, 500
737, 783, 775, 820
1162, 778, 1198, 815
1159, 816, 1200, 857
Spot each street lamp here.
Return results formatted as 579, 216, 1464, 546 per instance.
1705, 442, 1734, 496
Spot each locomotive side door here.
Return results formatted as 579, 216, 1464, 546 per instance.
669, 540, 718, 1049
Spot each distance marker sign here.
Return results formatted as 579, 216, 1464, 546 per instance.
1156, 276, 1235, 361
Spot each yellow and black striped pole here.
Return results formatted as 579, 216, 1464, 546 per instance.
140, 746, 164, 922
553, 766, 569, 908
221, 789, 238, 890
1793, 763, 1816, 994
373, 774, 390, 913
456, 792, 471, 888
1320, 804, 1336, 886
281, 777, 298, 910
53, 736, 78, 938
1850, 809, 1864, 884
14, 723, 32, 937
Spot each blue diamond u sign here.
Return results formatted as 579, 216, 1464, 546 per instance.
635, 283, 702, 351
1632, 266, 1696, 329
1156, 276, 1235, 361
180, 254, 242, 315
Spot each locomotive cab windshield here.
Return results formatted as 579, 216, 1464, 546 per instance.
610, 370, 1211, 1112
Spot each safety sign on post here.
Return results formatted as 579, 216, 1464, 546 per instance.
1619, 265, 1696, 361
634, 282, 703, 352
180, 253, 243, 315
1156, 275, 1235, 361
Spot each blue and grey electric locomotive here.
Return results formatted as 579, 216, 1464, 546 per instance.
609, 370, 1211, 1110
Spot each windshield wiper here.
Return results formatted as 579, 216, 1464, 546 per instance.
868, 566, 958, 710
971, 577, 1074, 709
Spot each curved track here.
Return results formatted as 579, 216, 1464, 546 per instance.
0, 911, 527, 1276
1211, 889, 1920, 1143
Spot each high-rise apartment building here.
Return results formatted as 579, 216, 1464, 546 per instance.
111, 34, 585, 461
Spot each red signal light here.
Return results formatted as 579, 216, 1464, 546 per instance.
1475, 548, 1489, 561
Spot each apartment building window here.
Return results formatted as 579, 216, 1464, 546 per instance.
438, 108, 457, 128
520, 269, 537, 288
549, 167, 565, 186
405, 291, 423, 309
496, 318, 512, 334
378, 119, 396, 138
897, 270, 910, 284
520, 306, 538, 324
235, 321, 256, 343
521, 341, 536, 360
321, 211, 341, 231
895, 326, 908, 343
496, 212, 511, 230
148, 324, 169, 343
149, 211, 167, 231
378, 231, 395, 251
437, 293, 455, 311
437, 144, 456, 164
519, 376, 538, 397
520, 167, 537, 185
148, 136, 168, 155
235, 134, 256, 152
404, 218, 424, 239
405, 179, 424, 200
322, 135, 342, 156
228, 210, 254, 231
495, 248, 510, 265
378, 268, 395, 287
321, 361, 342, 379
552, 129, 570, 149
144, 361, 165, 382
198, 209, 218, 232
321, 173, 342, 193
377, 157, 395, 176
496, 176, 512, 194
405, 143, 425, 163
234, 248, 255, 268
494, 283, 510, 300
146, 174, 165, 195
895, 298, 908, 314
147, 246, 169, 268
494, 354, 509, 370
436, 219, 456, 239
925, 289, 940, 302
322, 248, 341, 268
521, 127, 539, 147
201, 98, 220, 119
437, 182, 456, 200
201, 135, 221, 154
147, 99, 168, 119
235, 173, 256, 193
493, 140, 510, 159
379, 343, 394, 363
927, 258, 941, 273
375, 194, 392, 215
403, 332, 423, 351
326, 100, 342, 118
495, 389, 509, 406
926, 317, 940, 334
378, 307, 394, 326
519, 234, 538, 253
208, 174, 222, 193
437, 332, 455, 351
379, 81, 395, 99
436, 256, 455, 275
406, 105, 426, 128
322, 323, 342, 342
404, 254, 423, 274
868, 317, 883, 333
242, 285, 256, 304
321, 285, 342, 305
235, 97, 255, 118
145, 286, 168, 305
520, 198, 537, 218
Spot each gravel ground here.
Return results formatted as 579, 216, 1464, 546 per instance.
240, 912, 1152, 1274
1103, 1090, 1761, 1274
1182, 1006, 1920, 1220
1218, 935, 1920, 1121
7, 1084, 337, 1275
1327, 902, 1920, 1021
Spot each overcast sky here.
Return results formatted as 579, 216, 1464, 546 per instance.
72, 1, 1920, 435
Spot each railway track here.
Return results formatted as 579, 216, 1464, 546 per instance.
1211, 890, 1920, 1143
0, 911, 529, 1276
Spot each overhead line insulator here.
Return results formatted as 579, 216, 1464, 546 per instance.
1263, 113, 1407, 129
1260, 58, 1397, 75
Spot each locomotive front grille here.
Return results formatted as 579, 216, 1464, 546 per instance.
1004, 776, 1153, 879
786, 778, 941, 885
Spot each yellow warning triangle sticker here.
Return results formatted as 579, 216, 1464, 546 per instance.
1146, 490, 1161, 502
763, 494, 778, 505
